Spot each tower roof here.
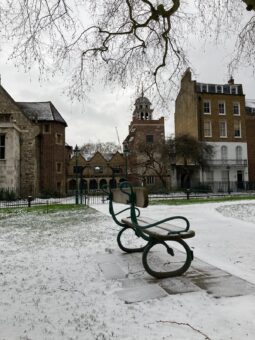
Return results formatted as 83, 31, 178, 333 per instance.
135, 96, 151, 106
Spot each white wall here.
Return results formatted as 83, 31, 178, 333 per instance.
0, 124, 21, 192
204, 142, 249, 182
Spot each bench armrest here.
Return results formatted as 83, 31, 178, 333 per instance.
137, 216, 190, 233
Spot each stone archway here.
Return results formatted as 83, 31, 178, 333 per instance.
109, 178, 117, 188
89, 179, 98, 190
99, 179, 107, 189
80, 179, 88, 192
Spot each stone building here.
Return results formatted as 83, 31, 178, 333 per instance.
245, 99, 255, 183
123, 95, 169, 192
0, 84, 68, 197
175, 69, 249, 191
66, 150, 126, 194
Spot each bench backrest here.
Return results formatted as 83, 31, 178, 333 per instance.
111, 187, 149, 208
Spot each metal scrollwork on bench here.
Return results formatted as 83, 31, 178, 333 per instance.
106, 182, 195, 279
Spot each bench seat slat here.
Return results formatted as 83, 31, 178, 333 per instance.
121, 217, 195, 241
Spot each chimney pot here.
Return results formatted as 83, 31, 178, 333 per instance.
228, 76, 234, 85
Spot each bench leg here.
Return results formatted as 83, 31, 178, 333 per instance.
142, 239, 193, 278
117, 226, 148, 253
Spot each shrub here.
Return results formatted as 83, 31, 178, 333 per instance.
0, 188, 17, 201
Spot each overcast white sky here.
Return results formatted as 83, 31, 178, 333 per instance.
0, 11, 254, 149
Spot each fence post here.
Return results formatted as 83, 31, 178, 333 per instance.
27, 196, 33, 208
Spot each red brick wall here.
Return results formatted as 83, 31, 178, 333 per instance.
246, 113, 255, 181
39, 121, 66, 195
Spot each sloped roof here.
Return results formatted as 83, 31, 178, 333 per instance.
82, 151, 124, 162
17, 101, 67, 126
196, 82, 243, 95
246, 99, 255, 108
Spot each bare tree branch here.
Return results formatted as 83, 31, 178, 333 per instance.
0, 0, 254, 107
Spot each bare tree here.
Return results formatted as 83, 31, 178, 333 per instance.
130, 140, 170, 190
167, 134, 214, 188
80, 141, 120, 157
0, 1, 254, 105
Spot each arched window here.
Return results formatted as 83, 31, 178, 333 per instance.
109, 178, 117, 188
80, 179, 87, 191
221, 145, 228, 161
89, 179, 98, 190
99, 179, 107, 189
236, 146, 242, 164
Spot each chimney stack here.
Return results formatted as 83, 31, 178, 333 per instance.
228, 76, 234, 85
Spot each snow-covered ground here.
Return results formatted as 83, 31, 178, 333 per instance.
0, 201, 255, 340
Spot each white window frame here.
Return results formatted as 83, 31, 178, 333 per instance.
204, 120, 212, 137
201, 84, 208, 92
216, 85, 223, 93
218, 101, 226, 115
233, 102, 240, 115
203, 100, 211, 114
219, 121, 227, 138
236, 146, 242, 164
221, 145, 228, 161
230, 85, 238, 95
234, 120, 241, 138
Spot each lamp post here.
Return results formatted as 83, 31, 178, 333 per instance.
74, 144, 80, 204
79, 166, 86, 204
94, 166, 100, 190
226, 165, 231, 195
123, 143, 130, 181
80, 165, 90, 205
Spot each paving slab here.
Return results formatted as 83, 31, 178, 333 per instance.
116, 284, 168, 303
185, 267, 229, 279
121, 278, 147, 289
98, 262, 127, 280
158, 277, 202, 295
191, 259, 231, 278
192, 275, 255, 298
97, 250, 255, 301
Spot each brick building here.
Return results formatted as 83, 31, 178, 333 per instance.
66, 151, 126, 194
175, 69, 249, 191
245, 99, 255, 183
123, 95, 170, 191
0, 84, 68, 197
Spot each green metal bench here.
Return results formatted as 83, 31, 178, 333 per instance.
105, 182, 195, 279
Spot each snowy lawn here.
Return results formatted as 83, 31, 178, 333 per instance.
0, 201, 255, 340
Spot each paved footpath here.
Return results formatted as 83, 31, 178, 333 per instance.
96, 250, 255, 304
92, 202, 255, 304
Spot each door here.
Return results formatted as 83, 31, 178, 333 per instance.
237, 171, 244, 189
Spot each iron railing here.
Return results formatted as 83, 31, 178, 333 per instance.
206, 159, 248, 167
